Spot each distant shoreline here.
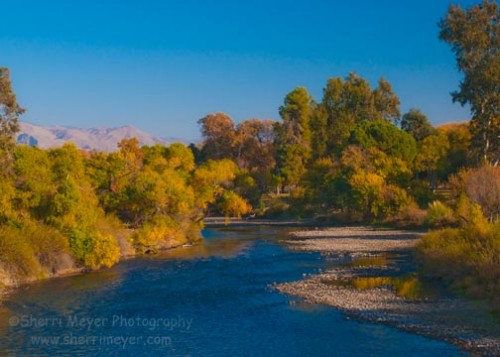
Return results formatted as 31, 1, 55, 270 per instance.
203, 217, 318, 227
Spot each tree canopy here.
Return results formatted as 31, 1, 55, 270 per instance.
439, 0, 500, 165
0, 68, 24, 173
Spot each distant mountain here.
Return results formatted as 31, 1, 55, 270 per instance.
17, 122, 187, 152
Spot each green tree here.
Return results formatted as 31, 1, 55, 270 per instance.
372, 78, 401, 123
414, 134, 451, 189
310, 105, 328, 160
0, 68, 25, 174
439, 0, 500, 165
350, 120, 418, 164
322, 74, 374, 152
401, 109, 436, 141
275, 87, 314, 189
13, 146, 54, 218
321, 76, 346, 151
278, 87, 314, 145
319, 74, 400, 154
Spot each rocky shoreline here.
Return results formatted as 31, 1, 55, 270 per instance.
276, 227, 500, 356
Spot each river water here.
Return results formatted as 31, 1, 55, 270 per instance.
0, 227, 465, 356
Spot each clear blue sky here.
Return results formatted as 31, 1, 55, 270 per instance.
1, 0, 477, 141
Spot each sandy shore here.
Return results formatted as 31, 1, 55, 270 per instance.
276, 227, 500, 356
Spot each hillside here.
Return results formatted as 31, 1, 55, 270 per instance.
17, 121, 182, 151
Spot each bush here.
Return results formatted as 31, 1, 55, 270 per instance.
94, 215, 135, 257
408, 180, 435, 207
134, 216, 187, 254
0, 226, 41, 281
0, 221, 74, 284
426, 201, 456, 227
69, 228, 120, 270
417, 219, 500, 309
389, 201, 427, 227
450, 165, 500, 221
218, 190, 251, 219
82, 232, 121, 270
25, 222, 72, 273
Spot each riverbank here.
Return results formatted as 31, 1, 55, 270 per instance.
0, 236, 189, 302
203, 217, 318, 227
0, 217, 271, 299
276, 227, 500, 356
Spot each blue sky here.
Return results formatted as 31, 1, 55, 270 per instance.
1, 0, 477, 141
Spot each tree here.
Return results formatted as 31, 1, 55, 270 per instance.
218, 190, 251, 220
319, 74, 401, 154
0, 68, 25, 174
401, 109, 436, 141
437, 122, 471, 176
372, 78, 401, 123
322, 74, 373, 152
350, 120, 418, 164
275, 87, 314, 189
310, 106, 328, 160
439, 1, 500, 165
414, 134, 451, 189
198, 113, 237, 160
235, 118, 275, 172
235, 119, 276, 193
338, 146, 412, 219
13, 146, 54, 218
192, 159, 240, 209
46, 143, 121, 269
278, 87, 314, 145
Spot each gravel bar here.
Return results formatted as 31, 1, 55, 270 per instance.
276, 227, 500, 356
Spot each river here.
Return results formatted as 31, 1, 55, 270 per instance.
0, 227, 465, 356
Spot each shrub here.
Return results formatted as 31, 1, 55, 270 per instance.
417, 219, 500, 309
94, 215, 135, 257
0, 221, 74, 284
25, 222, 72, 273
134, 216, 186, 254
218, 190, 251, 219
69, 228, 120, 270
389, 201, 427, 227
0, 226, 41, 281
449, 165, 500, 221
82, 232, 121, 270
426, 201, 456, 227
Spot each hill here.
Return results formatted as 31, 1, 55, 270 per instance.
17, 122, 183, 152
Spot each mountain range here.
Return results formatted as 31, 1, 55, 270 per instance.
17, 122, 187, 152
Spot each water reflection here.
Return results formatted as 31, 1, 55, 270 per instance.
153, 236, 251, 261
